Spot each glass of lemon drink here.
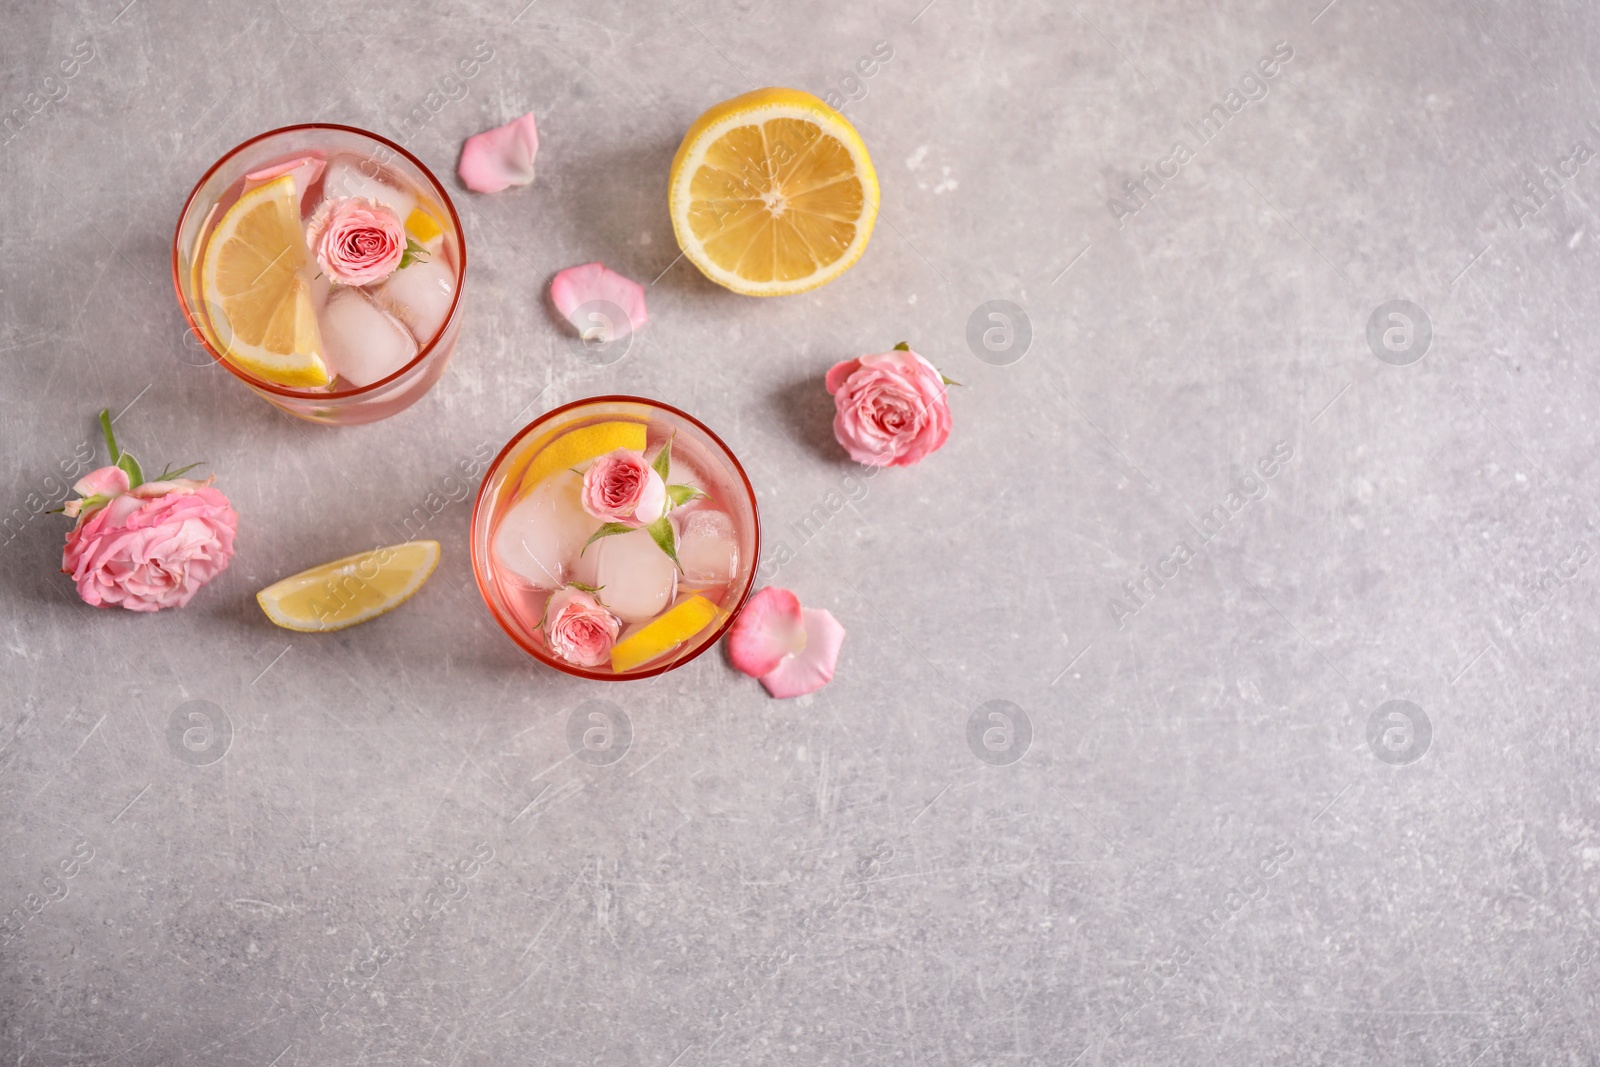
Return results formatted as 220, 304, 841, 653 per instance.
173, 124, 464, 425
471, 397, 761, 679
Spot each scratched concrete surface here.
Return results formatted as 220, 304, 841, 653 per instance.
3, 0, 1600, 1063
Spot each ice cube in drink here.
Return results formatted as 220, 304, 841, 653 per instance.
492, 470, 592, 589
676, 509, 737, 587
584, 528, 679, 623
372, 257, 456, 341
321, 155, 419, 220
320, 287, 418, 388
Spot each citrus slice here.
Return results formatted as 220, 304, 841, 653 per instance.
516, 420, 648, 497
257, 540, 439, 632
669, 88, 879, 297
406, 207, 444, 247
610, 594, 721, 673
199, 174, 329, 388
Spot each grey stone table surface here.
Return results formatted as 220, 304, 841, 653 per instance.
3, 0, 1599, 1063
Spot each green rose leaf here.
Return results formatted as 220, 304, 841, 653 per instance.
581, 522, 636, 555
646, 515, 682, 572
155, 461, 204, 482
893, 341, 911, 351
651, 432, 675, 483
666, 484, 708, 508
398, 237, 430, 270
116, 451, 144, 488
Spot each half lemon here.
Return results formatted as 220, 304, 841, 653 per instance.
668, 88, 879, 297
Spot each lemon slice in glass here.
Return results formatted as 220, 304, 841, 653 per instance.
610, 594, 721, 673
199, 174, 329, 388
669, 88, 879, 297
516, 420, 648, 497
257, 540, 439, 632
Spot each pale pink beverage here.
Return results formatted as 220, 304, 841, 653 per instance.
174, 124, 465, 425
472, 397, 761, 679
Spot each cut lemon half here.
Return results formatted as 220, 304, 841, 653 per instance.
199, 174, 329, 388
517, 420, 648, 497
669, 88, 879, 297
257, 540, 439, 632
610, 594, 721, 673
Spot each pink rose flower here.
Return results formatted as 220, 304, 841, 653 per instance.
305, 197, 405, 286
581, 450, 667, 528
825, 348, 953, 467
543, 587, 620, 667
61, 466, 237, 612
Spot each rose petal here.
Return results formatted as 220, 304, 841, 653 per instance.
635, 467, 667, 525
727, 586, 806, 678
550, 262, 648, 343
759, 608, 845, 699
104, 495, 143, 527
824, 358, 862, 395
130, 476, 210, 499
73, 466, 129, 498
458, 112, 539, 193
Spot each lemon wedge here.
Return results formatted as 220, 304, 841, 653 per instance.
669, 88, 879, 296
257, 540, 439, 632
517, 420, 648, 497
406, 207, 444, 247
199, 174, 329, 387
610, 594, 720, 673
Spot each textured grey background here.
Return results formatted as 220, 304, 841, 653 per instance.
2, 0, 1598, 1063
